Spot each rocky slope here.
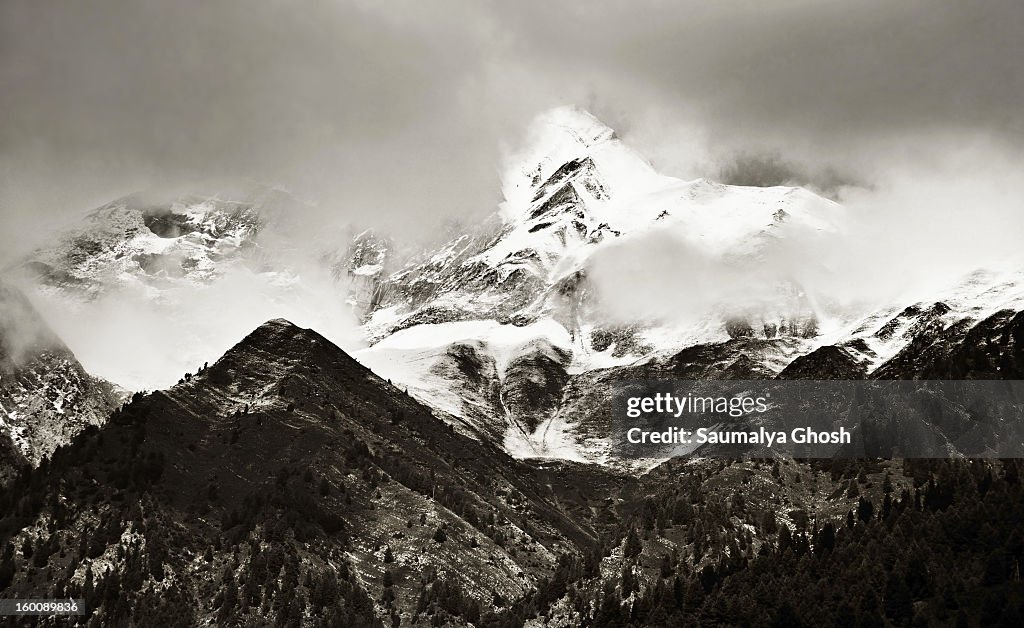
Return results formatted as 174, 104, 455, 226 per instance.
0, 283, 118, 481
0, 318, 607, 626
506, 292, 1024, 467
4, 317, 1016, 627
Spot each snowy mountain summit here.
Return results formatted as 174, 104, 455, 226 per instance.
361, 106, 843, 340
356, 107, 849, 462
355, 107, 1024, 466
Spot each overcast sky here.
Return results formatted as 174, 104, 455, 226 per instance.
3, 0, 1023, 250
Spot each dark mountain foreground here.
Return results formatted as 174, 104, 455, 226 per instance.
0, 319, 1021, 626
0, 319, 600, 626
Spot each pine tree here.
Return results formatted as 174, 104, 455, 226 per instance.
624, 528, 642, 558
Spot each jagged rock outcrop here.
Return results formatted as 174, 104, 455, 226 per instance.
873, 309, 1024, 379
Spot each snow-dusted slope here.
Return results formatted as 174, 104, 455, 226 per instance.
821, 266, 1024, 371
0, 283, 119, 476
18, 193, 269, 300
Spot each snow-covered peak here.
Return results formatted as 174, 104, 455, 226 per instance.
500, 106, 665, 221
493, 108, 844, 275
352, 107, 858, 465
359, 107, 849, 346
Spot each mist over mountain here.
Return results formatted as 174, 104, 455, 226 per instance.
6, 187, 366, 390
9, 106, 1024, 468
1, 103, 1023, 625
0, 283, 118, 482
4, 1, 1024, 624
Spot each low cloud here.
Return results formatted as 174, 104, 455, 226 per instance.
0, 283, 61, 368
588, 139, 1024, 333
715, 153, 862, 201
4, 1, 1023, 250
24, 254, 363, 391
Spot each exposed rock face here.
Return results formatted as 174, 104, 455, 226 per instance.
777, 345, 868, 380
426, 340, 505, 441
0, 430, 22, 487
500, 340, 571, 434
339, 229, 396, 319
0, 283, 118, 477
873, 309, 1024, 379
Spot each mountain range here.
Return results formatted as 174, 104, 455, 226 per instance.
1, 107, 1022, 626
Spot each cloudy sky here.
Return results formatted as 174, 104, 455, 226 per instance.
3, 0, 1023, 250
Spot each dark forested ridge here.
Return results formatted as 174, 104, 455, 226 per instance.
581, 458, 1024, 627
0, 320, 597, 627
0, 319, 1022, 627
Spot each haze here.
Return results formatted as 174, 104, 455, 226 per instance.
3, 0, 1023, 388
4, 0, 1023, 250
